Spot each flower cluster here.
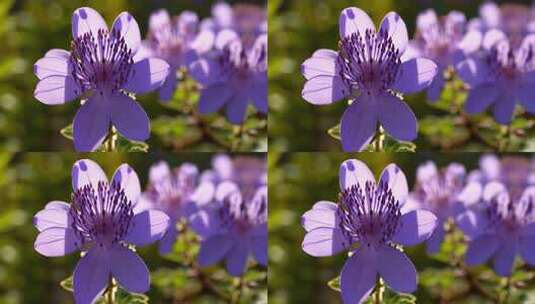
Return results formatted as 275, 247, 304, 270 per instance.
33, 155, 267, 303
301, 4, 535, 151
301, 155, 535, 303
34, 3, 267, 151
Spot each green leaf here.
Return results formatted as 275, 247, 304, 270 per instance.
60, 276, 73, 292
115, 136, 149, 152
60, 124, 73, 140
382, 293, 417, 304
383, 135, 417, 152
327, 124, 341, 140
110, 289, 149, 304
327, 275, 340, 292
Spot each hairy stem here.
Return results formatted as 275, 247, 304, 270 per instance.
372, 277, 384, 304
374, 126, 385, 152
231, 277, 244, 304
105, 126, 117, 151
105, 278, 117, 304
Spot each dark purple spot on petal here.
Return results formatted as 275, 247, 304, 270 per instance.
114, 170, 122, 184
347, 9, 355, 19
79, 9, 87, 19
79, 161, 87, 171
347, 161, 355, 171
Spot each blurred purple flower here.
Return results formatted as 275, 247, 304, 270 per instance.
136, 10, 215, 102
301, 7, 438, 151
190, 33, 267, 124
33, 7, 170, 151
457, 182, 535, 276
459, 155, 535, 206
190, 182, 267, 276
200, 154, 267, 200
406, 9, 481, 102
301, 159, 437, 303
33, 159, 169, 304
135, 161, 214, 255
457, 30, 535, 124
201, 2, 267, 49
468, 2, 535, 48
405, 161, 466, 254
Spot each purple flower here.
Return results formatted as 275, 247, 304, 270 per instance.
468, 2, 535, 48
457, 31, 535, 124
457, 182, 535, 276
301, 7, 438, 151
190, 182, 267, 276
405, 161, 466, 254
33, 7, 170, 151
460, 154, 535, 206
301, 159, 437, 303
33, 159, 170, 304
406, 9, 481, 102
201, 2, 267, 49
136, 10, 215, 101
189, 33, 267, 124
135, 161, 213, 254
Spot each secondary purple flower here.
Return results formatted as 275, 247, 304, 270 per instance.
457, 31, 535, 124
201, 2, 267, 49
468, 2, 535, 48
190, 182, 267, 276
190, 33, 267, 124
33, 7, 170, 151
301, 159, 437, 303
33, 159, 170, 304
457, 182, 535, 276
460, 154, 535, 206
405, 161, 466, 254
135, 161, 213, 254
406, 9, 481, 102
137, 10, 214, 101
200, 154, 267, 197
301, 7, 438, 151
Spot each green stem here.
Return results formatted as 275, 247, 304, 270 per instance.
105, 278, 117, 304
499, 277, 512, 304
498, 125, 511, 152
231, 125, 244, 152
231, 277, 244, 304
372, 277, 384, 304
374, 126, 385, 152
105, 126, 117, 151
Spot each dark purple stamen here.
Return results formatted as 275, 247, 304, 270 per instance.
69, 28, 134, 95
337, 180, 402, 248
486, 41, 535, 80
219, 191, 267, 234
218, 41, 266, 80
69, 181, 134, 248
338, 28, 401, 96
145, 169, 195, 215
486, 192, 535, 232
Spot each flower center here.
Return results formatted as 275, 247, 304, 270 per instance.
486, 191, 534, 234
486, 41, 535, 81
69, 28, 134, 95
220, 190, 267, 235
337, 28, 401, 96
415, 172, 462, 216
220, 40, 266, 80
69, 181, 134, 249
148, 20, 194, 67
337, 180, 402, 249
145, 171, 196, 217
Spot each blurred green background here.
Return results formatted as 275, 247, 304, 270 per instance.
0, 0, 267, 152
0, 152, 267, 304
268, 0, 535, 152
268, 152, 535, 304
